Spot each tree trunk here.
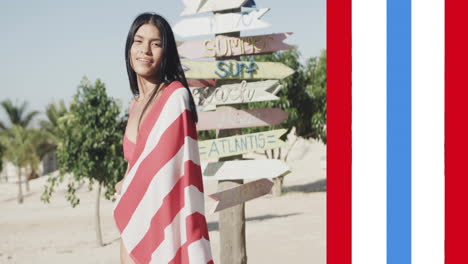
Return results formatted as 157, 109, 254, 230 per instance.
271, 175, 284, 196
218, 179, 247, 264
95, 182, 104, 247
17, 167, 23, 204
25, 168, 30, 192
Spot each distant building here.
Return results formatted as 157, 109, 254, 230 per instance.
42, 151, 58, 175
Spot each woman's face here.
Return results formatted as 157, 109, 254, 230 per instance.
130, 24, 163, 80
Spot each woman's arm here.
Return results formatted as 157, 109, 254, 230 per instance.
115, 162, 130, 195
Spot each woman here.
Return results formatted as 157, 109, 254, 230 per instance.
113, 12, 214, 264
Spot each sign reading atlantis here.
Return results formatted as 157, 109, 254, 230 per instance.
198, 129, 287, 160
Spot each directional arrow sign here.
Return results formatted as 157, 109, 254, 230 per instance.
202, 159, 290, 180
177, 32, 294, 59
187, 79, 217, 88
191, 80, 282, 107
197, 107, 288, 131
173, 8, 271, 37
183, 60, 294, 80
181, 0, 249, 16
198, 129, 287, 159
208, 178, 274, 213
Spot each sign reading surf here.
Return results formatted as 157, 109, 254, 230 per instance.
183, 60, 294, 80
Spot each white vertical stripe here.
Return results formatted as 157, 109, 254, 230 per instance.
352, 0, 387, 263
121, 137, 200, 251
120, 88, 191, 197
149, 186, 210, 263
187, 238, 213, 264
411, 0, 445, 263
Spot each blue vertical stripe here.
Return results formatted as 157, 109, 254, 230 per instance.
387, 0, 411, 263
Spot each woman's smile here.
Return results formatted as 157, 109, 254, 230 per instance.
136, 57, 154, 65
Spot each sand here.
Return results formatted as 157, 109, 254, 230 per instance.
0, 136, 325, 264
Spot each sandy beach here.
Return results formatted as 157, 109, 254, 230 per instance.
0, 137, 325, 264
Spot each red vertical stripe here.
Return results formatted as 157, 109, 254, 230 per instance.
130, 161, 204, 263
327, 0, 352, 263
168, 212, 211, 264
114, 111, 197, 231
129, 82, 183, 168
445, 1, 468, 262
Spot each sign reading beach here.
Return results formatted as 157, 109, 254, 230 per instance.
191, 80, 282, 108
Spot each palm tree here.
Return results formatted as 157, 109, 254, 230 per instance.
0, 125, 45, 203
0, 99, 39, 130
0, 99, 40, 186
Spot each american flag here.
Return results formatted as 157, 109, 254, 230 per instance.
113, 81, 214, 264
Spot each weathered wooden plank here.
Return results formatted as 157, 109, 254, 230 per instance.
173, 8, 271, 37
191, 80, 282, 108
208, 178, 274, 213
180, 0, 249, 16
183, 60, 294, 80
196, 106, 288, 131
187, 78, 216, 88
177, 32, 294, 59
198, 129, 287, 159
202, 159, 290, 180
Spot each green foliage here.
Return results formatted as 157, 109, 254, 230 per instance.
40, 100, 68, 145
41, 77, 127, 207
0, 125, 48, 175
0, 99, 39, 129
197, 130, 217, 141
239, 49, 327, 143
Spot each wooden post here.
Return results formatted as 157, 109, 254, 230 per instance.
215, 7, 248, 264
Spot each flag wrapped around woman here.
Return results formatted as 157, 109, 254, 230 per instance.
113, 81, 214, 264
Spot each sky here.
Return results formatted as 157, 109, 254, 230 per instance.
0, 0, 325, 126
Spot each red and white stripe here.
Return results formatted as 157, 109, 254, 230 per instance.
113, 82, 214, 264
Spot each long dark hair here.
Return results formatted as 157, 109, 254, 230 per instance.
125, 12, 198, 131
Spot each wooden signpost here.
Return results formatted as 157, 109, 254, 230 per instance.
196, 107, 288, 131
173, 8, 271, 37
208, 178, 274, 213
175, 3, 294, 263
198, 129, 287, 159
191, 80, 282, 108
202, 159, 290, 180
177, 32, 294, 59
183, 60, 294, 80
180, 0, 249, 16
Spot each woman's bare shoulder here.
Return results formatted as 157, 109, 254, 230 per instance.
129, 98, 137, 112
